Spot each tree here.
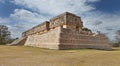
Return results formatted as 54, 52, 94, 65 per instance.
114, 30, 120, 47
82, 28, 92, 33
115, 30, 120, 42
0, 25, 11, 44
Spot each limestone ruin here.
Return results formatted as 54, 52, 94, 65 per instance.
10, 12, 112, 50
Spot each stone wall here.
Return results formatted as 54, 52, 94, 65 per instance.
59, 28, 112, 50
50, 13, 66, 29
22, 21, 49, 37
24, 27, 112, 50
49, 12, 83, 31
24, 27, 61, 49
66, 12, 83, 30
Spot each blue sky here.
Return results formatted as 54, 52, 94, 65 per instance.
95, 0, 120, 13
0, 0, 120, 40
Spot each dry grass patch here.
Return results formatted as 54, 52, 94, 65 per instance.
0, 45, 120, 66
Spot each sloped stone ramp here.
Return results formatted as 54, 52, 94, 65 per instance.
8, 37, 27, 46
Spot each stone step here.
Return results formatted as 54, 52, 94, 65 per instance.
8, 37, 27, 46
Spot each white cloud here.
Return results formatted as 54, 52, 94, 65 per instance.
82, 12, 120, 40
0, 18, 8, 24
12, 0, 100, 15
10, 9, 48, 23
10, 9, 50, 38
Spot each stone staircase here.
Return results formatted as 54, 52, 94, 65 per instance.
8, 37, 27, 46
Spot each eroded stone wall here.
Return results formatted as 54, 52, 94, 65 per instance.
66, 12, 83, 30
24, 27, 61, 49
49, 12, 83, 31
22, 21, 49, 37
50, 14, 66, 29
59, 28, 112, 50
24, 27, 112, 50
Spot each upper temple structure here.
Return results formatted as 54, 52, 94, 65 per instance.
10, 12, 112, 50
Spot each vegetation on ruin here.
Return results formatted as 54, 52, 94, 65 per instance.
82, 27, 92, 32
0, 45, 120, 66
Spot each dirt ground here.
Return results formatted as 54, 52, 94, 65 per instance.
0, 45, 120, 66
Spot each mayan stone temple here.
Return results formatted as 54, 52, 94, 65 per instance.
10, 12, 112, 50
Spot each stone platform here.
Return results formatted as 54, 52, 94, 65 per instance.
24, 27, 112, 50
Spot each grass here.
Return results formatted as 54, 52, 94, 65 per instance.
0, 45, 120, 66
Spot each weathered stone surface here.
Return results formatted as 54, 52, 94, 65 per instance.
24, 27, 112, 50
11, 12, 112, 50
59, 28, 112, 50
22, 21, 49, 37
24, 27, 61, 49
